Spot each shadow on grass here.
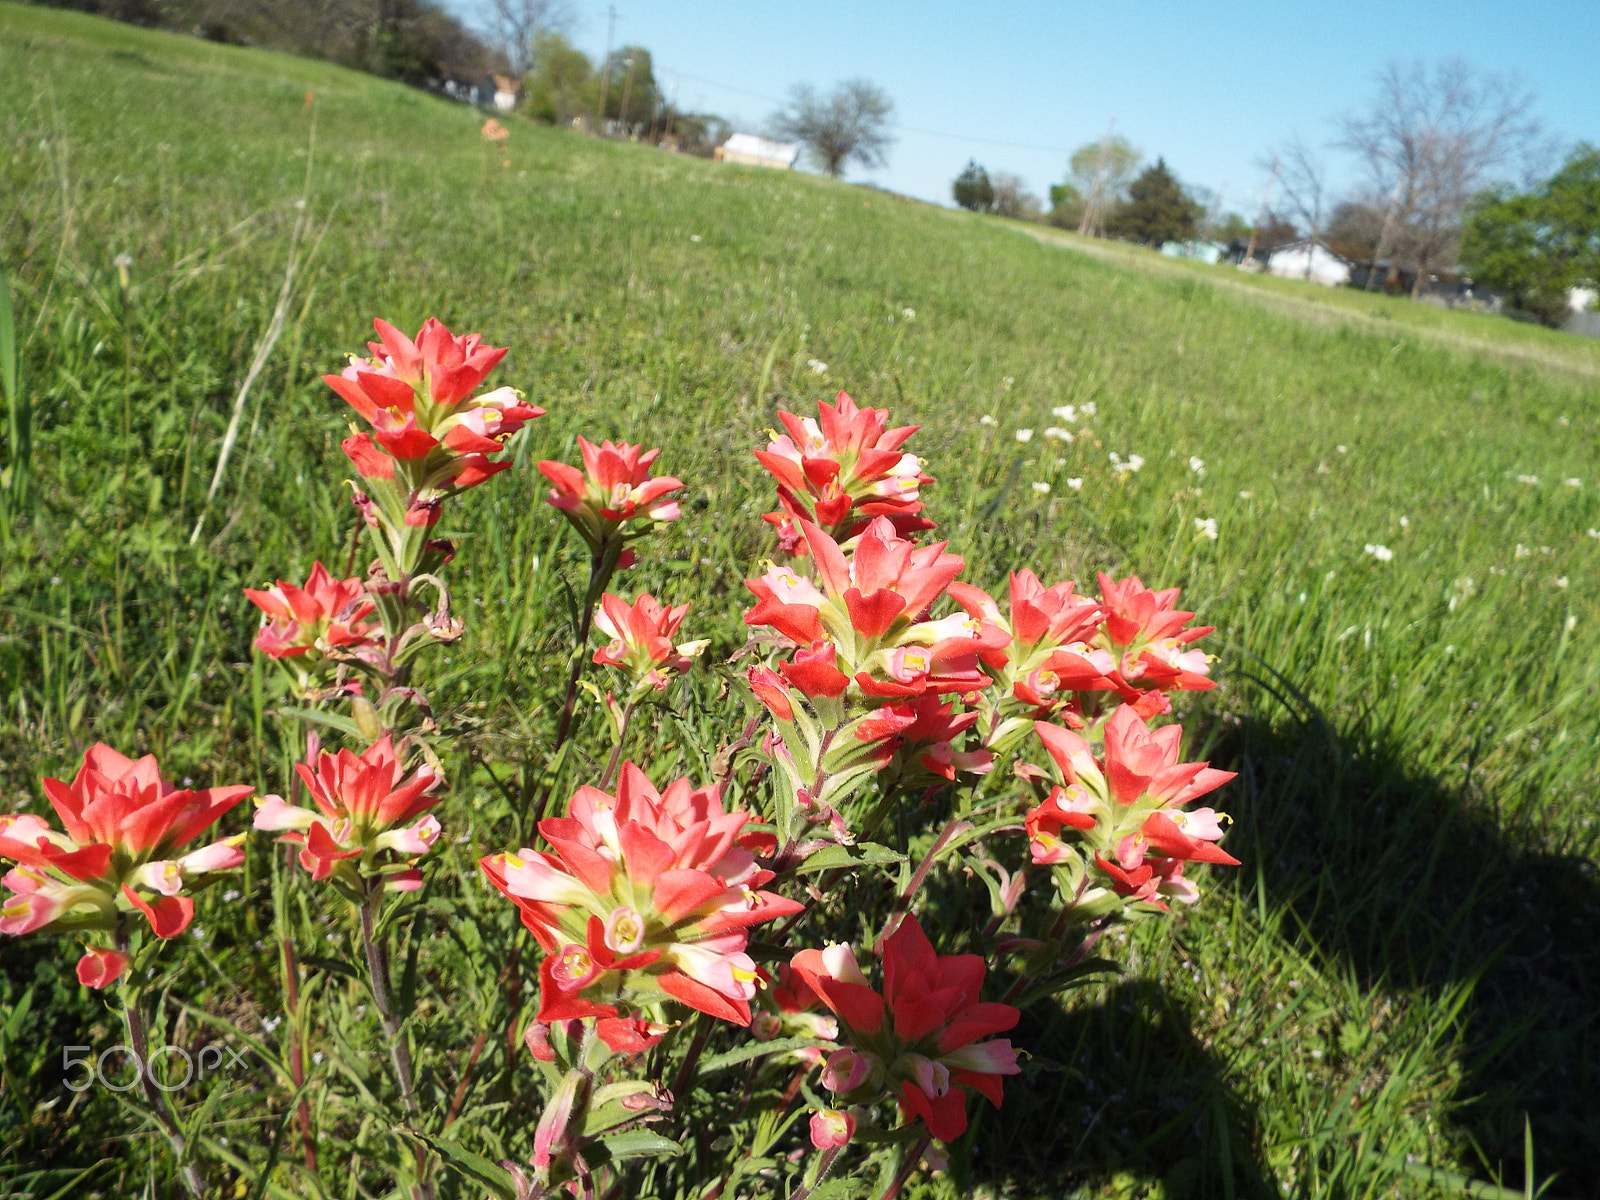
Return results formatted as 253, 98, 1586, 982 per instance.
965, 693, 1598, 1199
1226, 694, 1599, 1196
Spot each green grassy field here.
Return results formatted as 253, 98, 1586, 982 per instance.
2, 4, 1598, 1197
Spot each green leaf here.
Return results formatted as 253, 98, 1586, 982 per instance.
791, 842, 905, 874
696, 1036, 817, 1075
277, 705, 366, 738
599, 1129, 684, 1160
398, 1128, 520, 1200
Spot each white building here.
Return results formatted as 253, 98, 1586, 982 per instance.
1265, 240, 1351, 287
714, 133, 801, 170
491, 74, 521, 112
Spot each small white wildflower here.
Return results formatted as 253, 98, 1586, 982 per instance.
1109, 453, 1145, 474
49, 575, 61, 586
1066, 478, 1084, 491
1051, 404, 1077, 422
1588, 529, 1600, 539
1032, 481, 1051, 494
1555, 576, 1569, 589
690, 234, 702, 242
980, 414, 997, 427
1054, 457, 1067, 466
1564, 478, 1581, 487
1316, 461, 1329, 475
1189, 456, 1205, 476
1566, 614, 1578, 632
1194, 517, 1218, 540
1363, 543, 1394, 562
222, 889, 241, 902
1515, 543, 1530, 559
1238, 490, 1253, 500
312, 1052, 325, 1065
902, 307, 916, 320
1002, 376, 1014, 389
807, 358, 828, 375
1081, 402, 1097, 417
1015, 428, 1034, 443
1336, 444, 1347, 454
1399, 515, 1410, 528
1517, 474, 1539, 484
1043, 426, 1073, 442
113, 252, 133, 269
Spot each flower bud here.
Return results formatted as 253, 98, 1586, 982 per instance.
809, 1108, 855, 1150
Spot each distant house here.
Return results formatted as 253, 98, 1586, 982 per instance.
1265, 240, 1351, 287
1566, 286, 1600, 339
1160, 240, 1226, 265
714, 133, 800, 170
492, 74, 521, 112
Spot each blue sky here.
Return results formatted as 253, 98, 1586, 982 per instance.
464, 0, 1600, 211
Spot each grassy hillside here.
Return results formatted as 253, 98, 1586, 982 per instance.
2, 4, 1598, 1196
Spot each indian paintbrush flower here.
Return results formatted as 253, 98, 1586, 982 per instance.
243, 561, 377, 661
755, 391, 933, 552
481, 764, 803, 1025
789, 915, 1021, 1142
253, 735, 441, 893
0, 745, 251, 987
538, 437, 683, 561
1024, 706, 1237, 912
591, 592, 708, 696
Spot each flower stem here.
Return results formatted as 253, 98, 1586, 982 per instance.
278, 927, 318, 1171
599, 699, 639, 792
116, 932, 207, 1198
359, 885, 434, 1200
880, 1135, 931, 1200
788, 1144, 843, 1200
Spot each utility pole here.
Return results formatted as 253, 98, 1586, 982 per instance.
618, 57, 637, 136
1078, 119, 1116, 237
1365, 177, 1403, 292
596, 4, 616, 130
1240, 159, 1279, 270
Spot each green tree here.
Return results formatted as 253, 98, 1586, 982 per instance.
1068, 135, 1141, 234
1104, 158, 1202, 246
1461, 144, 1600, 325
525, 29, 594, 125
952, 160, 994, 212
600, 45, 659, 128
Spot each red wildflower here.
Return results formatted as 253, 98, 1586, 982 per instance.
789, 915, 1021, 1142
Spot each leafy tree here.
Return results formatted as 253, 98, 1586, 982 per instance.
1461, 144, 1600, 324
524, 30, 593, 125
599, 45, 659, 128
1324, 200, 1385, 263
1104, 158, 1202, 246
1210, 212, 1252, 243
1047, 181, 1084, 230
992, 173, 1041, 220
770, 79, 895, 179
1068, 135, 1141, 234
952, 160, 995, 212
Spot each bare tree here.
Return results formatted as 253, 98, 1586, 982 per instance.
1339, 59, 1542, 291
1269, 137, 1330, 280
770, 80, 894, 179
486, 0, 571, 75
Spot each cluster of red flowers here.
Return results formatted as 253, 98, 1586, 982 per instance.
0, 316, 1238, 1190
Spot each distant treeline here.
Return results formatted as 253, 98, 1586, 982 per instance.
19, 0, 501, 83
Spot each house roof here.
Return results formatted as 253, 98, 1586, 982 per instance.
722, 133, 800, 166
